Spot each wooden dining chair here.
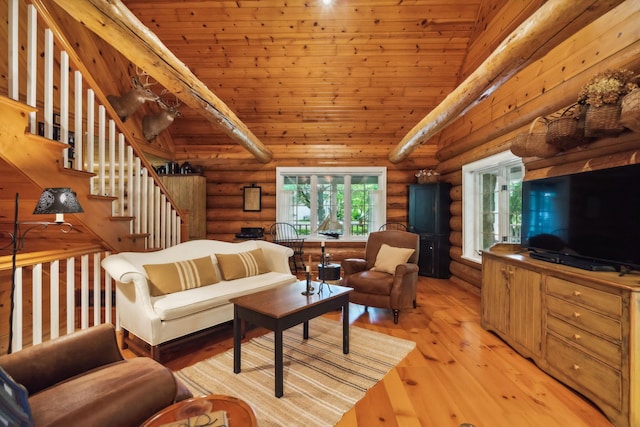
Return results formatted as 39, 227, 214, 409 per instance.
269, 222, 306, 273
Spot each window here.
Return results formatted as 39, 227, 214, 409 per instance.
275, 167, 386, 241
462, 152, 523, 263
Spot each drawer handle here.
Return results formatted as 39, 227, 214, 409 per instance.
573, 333, 581, 340
572, 364, 580, 371
572, 312, 581, 318
573, 290, 581, 297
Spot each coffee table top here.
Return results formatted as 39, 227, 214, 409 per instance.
141, 395, 257, 427
230, 281, 352, 318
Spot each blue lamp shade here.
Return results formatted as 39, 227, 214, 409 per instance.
33, 188, 83, 222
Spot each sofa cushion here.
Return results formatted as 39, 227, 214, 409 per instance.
152, 272, 295, 321
215, 248, 269, 280
371, 243, 415, 274
29, 358, 178, 427
144, 256, 219, 296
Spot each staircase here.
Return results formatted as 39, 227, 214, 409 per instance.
1, 0, 184, 253
0, 97, 139, 252
0, 0, 188, 352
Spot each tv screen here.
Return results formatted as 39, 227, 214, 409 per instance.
521, 163, 640, 271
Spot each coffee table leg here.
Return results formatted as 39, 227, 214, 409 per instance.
343, 299, 350, 354
303, 320, 309, 339
233, 306, 241, 373
275, 329, 283, 397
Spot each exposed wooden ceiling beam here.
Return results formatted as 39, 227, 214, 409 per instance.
52, 0, 273, 163
389, 0, 625, 164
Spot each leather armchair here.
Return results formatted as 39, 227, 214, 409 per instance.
342, 230, 420, 324
0, 324, 192, 427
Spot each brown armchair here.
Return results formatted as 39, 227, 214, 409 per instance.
342, 230, 420, 324
0, 324, 192, 426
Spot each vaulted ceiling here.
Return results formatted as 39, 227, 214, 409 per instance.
116, 0, 538, 163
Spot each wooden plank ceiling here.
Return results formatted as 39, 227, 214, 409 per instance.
120, 0, 516, 161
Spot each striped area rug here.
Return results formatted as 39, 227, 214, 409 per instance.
175, 317, 416, 426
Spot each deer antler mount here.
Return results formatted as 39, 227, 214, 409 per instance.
106, 67, 159, 122
142, 91, 182, 141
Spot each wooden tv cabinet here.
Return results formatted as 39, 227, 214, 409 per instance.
481, 246, 639, 427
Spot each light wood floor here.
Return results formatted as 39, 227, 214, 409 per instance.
123, 277, 614, 427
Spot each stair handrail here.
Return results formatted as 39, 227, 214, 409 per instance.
0, 244, 104, 270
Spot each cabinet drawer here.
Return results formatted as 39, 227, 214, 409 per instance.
546, 276, 621, 317
546, 295, 621, 341
546, 315, 622, 368
546, 334, 622, 411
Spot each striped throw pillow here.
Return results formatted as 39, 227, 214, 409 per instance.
215, 248, 269, 280
144, 256, 219, 296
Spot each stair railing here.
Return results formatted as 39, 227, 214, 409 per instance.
0, 246, 112, 353
6, 0, 183, 250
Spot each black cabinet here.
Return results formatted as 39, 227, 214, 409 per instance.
408, 183, 451, 278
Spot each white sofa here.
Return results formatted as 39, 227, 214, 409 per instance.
101, 239, 297, 360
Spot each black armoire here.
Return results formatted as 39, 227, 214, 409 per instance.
407, 183, 451, 278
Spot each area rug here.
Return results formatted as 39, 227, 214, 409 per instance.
175, 317, 415, 426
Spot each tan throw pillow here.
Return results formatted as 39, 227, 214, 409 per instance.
144, 256, 219, 297
215, 248, 269, 280
371, 243, 415, 274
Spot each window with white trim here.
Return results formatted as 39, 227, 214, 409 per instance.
462, 152, 523, 263
275, 167, 386, 241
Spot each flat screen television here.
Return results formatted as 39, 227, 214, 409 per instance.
521, 163, 640, 272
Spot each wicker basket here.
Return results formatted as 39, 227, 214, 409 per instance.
417, 174, 439, 184
584, 103, 624, 138
620, 88, 640, 132
546, 104, 589, 150
510, 117, 560, 158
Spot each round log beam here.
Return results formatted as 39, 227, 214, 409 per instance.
53, 0, 273, 163
388, 0, 624, 163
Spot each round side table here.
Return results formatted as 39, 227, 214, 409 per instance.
141, 395, 257, 427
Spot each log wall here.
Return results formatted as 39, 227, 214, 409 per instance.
196, 158, 429, 264
438, 0, 640, 290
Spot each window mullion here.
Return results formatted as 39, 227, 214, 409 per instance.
498, 172, 508, 243
310, 175, 318, 238
344, 175, 351, 238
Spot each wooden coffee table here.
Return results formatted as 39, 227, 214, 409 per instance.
141, 394, 257, 426
231, 281, 352, 397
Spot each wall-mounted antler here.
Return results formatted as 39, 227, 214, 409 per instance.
107, 66, 159, 122
142, 91, 182, 141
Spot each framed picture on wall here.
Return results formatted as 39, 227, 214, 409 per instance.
243, 185, 261, 212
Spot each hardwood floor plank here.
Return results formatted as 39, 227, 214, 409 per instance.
353, 380, 398, 426
381, 367, 419, 421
